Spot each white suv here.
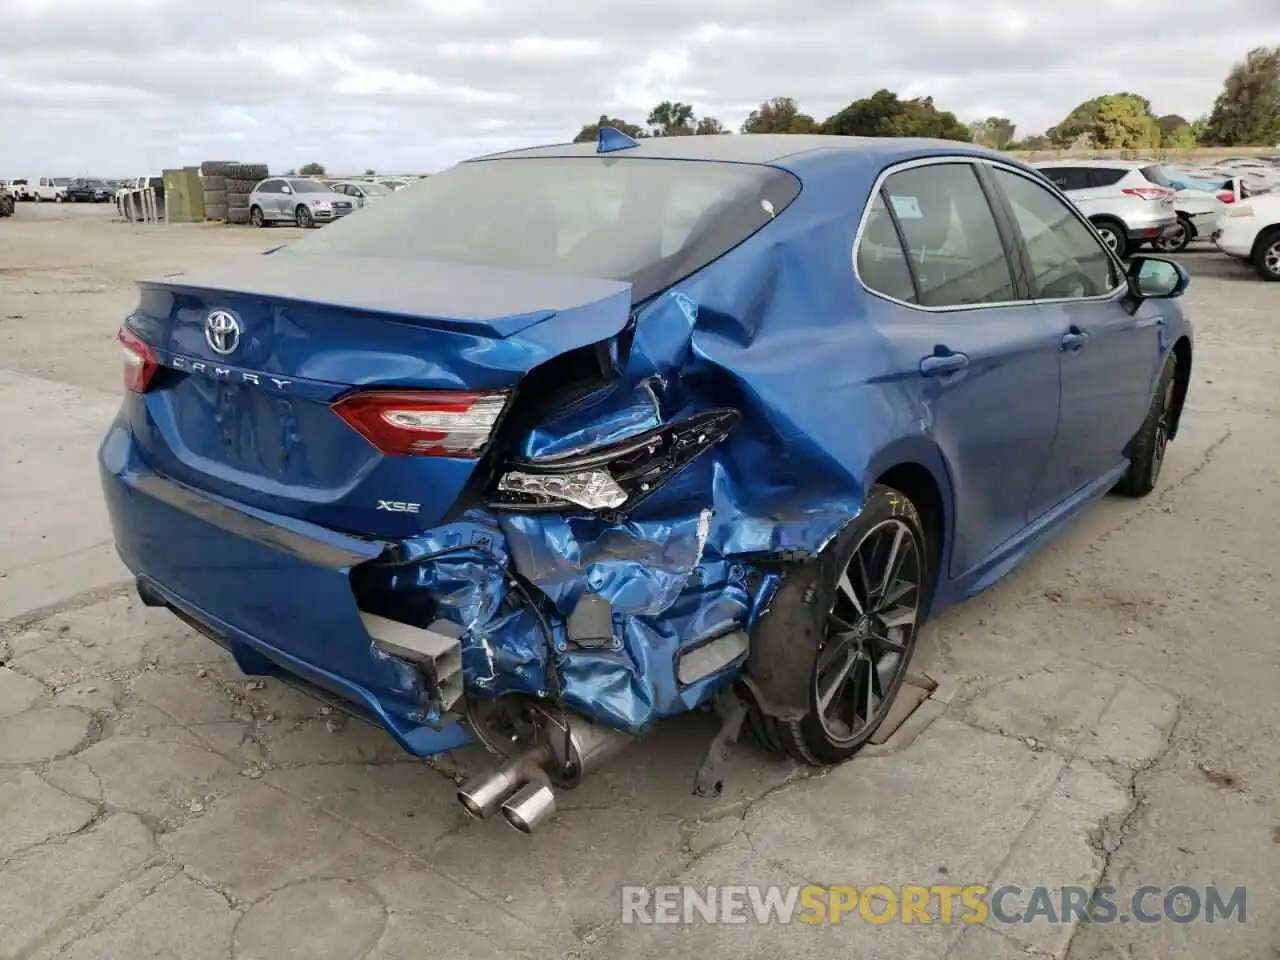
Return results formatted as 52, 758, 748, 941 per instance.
1033, 160, 1178, 257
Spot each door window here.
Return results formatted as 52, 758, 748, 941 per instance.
993, 168, 1122, 299
879, 163, 1016, 307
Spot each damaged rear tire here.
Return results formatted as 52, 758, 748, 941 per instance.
746, 485, 932, 765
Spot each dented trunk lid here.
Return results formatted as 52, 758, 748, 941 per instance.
124, 254, 633, 536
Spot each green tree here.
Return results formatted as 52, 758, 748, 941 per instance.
741, 97, 817, 134
298, 162, 326, 176
364, 168, 377, 176
1202, 46, 1280, 146
1158, 115, 1197, 149
694, 116, 729, 135
1048, 94, 1160, 149
1093, 95, 1161, 148
572, 115, 646, 143
1157, 114, 1187, 139
969, 116, 1017, 149
1009, 133, 1050, 150
647, 101, 696, 136
821, 90, 971, 141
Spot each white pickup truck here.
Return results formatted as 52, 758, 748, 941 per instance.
6, 178, 31, 201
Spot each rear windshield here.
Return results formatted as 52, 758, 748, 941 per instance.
1140, 165, 1173, 187
279, 157, 802, 301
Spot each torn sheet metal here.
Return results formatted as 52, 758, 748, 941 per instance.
364, 233, 870, 734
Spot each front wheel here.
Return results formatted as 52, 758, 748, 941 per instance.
747, 485, 931, 765
1252, 227, 1280, 282
295, 205, 314, 228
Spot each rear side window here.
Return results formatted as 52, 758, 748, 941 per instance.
279, 157, 802, 302
1088, 168, 1127, 187
877, 163, 1015, 308
856, 193, 917, 304
1040, 167, 1089, 191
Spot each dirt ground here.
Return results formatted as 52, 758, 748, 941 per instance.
0, 202, 1277, 960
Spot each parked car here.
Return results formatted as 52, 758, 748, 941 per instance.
248, 177, 354, 227
30, 176, 70, 202
65, 178, 113, 203
6, 178, 31, 201
1214, 157, 1280, 182
1146, 167, 1229, 253
100, 134, 1193, 833
378, 178, 411, 192
1212, 193, 1280, 280
1032, 160, 1178, 256
330, 180, 390, 207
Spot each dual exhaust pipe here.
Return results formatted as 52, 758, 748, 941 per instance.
457, 706, 632, 834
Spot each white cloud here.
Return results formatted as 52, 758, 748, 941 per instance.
0, 0, 1272, 177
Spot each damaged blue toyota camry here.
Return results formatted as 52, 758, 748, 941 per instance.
99, 131, 1192, 833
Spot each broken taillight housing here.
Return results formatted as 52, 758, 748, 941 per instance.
332, 389, 509, 457
118, 325, 158, 393
488, 408, 739, 519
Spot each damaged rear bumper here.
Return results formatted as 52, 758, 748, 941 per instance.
99, 416, 789, 748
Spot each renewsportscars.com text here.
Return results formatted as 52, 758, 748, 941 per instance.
620, 884, 1247, 926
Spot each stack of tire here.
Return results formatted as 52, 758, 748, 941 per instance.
199, 161, 269, 225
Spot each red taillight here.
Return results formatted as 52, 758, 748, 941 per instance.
331, 389, 508, 457
118, 325, 158, 393
1217, 190, 1235, 204
1122, 187, 1172, 200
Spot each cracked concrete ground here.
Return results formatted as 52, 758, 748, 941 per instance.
1, 203, 1276, 959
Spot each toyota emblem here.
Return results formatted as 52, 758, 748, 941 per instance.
205, 309, 241, 356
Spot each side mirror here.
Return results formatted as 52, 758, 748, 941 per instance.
1127, 255, 1189, 300
280, 185, 292, 195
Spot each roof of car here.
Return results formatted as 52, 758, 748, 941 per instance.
1033, 159, 1153, 169
470, 134, 998, 166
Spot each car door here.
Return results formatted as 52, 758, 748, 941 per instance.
253, 179, 276, 219
856, 159, 1063, 578
988, 165, 1164, 514
266, 180, 290, 220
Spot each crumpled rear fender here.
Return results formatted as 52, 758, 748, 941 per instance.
357, 200, 939, 735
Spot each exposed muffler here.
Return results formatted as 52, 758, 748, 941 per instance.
457, 702, 633, 835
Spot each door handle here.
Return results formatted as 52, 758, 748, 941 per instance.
919, 352, 970, 376
1061, 329, 1090, 351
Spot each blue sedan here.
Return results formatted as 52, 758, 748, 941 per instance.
99, 131, 1192, 833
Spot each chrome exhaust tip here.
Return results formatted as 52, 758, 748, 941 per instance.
500, 782, 557, 834
457, 703, 634, 833
457, 778, 507, 820
455, 747, 545, 824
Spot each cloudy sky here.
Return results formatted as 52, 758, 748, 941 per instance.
1, 0, 1274, 177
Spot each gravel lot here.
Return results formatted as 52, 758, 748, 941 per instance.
1, 202, 1276, 960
